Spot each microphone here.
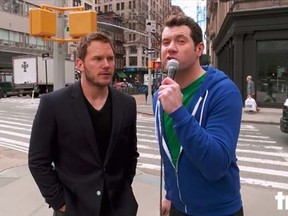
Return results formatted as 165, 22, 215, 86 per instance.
166, 59, 179, 79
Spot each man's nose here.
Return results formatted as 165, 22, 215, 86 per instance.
167, 41, 177, 52
103, 58, 110, 67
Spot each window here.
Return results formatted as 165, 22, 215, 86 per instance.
73, 0, 81, 6
121, 2, 124, 10
256, 40, 288, 104
133, 0, 136, 9
129, 57, 137, 66
130, 46, 137, 54
116, 3, 120, 10
84, 3, 92, 10
108, 4, 112, 11
0, 29, 9, 41
129, 1, 131, 9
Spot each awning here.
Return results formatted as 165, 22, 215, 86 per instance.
116, 71, 127, 78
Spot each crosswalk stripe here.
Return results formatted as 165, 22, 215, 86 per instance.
0, 119, 32, 127
137, 163, 160, 170
138, 144, 158, 150
0, 116, 33, 123
0, 129, 30, 138
241, 177, 288, 191
239, 134, 269, 139
238, 138, 276, 143
238, 156, 288, 166
237, 149, 288, 158
140, 153, 161, 160
238, 143, 283, 150
137, 133, 156, 138
0, 124, 31, 131
138, 138, 157, 144
240, 165, 288, 177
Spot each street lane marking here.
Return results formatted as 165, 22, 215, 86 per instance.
238, 138, 276, 143
241, 177, 288, 191
238, 156, 288, 167
137, 163, 160, 170
240, 165, 288, 177
0, 119, 31, 127
0, 129, 30, 138
140, 153, 161, 160
237, 149, 288, 158
0, 124, 31, 132
0, 116, 33, 123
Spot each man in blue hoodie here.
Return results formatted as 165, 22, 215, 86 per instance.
153, 15, 243, 216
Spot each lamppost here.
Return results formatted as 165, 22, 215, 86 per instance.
42, 53, 49, 93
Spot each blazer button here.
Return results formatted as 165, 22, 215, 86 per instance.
96, 191, 101, 196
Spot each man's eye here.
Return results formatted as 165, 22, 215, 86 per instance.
177, 39, 186, 44
162, 41, 170, 46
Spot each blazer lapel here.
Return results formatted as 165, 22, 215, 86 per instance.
69, 82, 102, 165
104, 87, 123, 165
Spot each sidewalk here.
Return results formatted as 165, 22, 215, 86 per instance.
133, 94, 282, 125
0, 94, 284, 216
0, 165, 286, 216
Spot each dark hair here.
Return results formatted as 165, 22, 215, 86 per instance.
76, 32, 115, 60
164, 15, 203, 46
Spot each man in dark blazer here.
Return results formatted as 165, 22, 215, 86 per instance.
28, 32, 139, 216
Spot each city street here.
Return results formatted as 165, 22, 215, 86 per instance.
0, 96, 288, 215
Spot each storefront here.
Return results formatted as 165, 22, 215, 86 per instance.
213, 7, 288, 108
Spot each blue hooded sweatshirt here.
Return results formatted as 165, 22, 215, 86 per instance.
153, 66, 243, 216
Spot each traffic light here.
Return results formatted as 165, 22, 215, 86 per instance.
69, 11, 97, 38
147, 60, 154, 69
29, 8, 56, 37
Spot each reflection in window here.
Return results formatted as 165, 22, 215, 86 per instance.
256, 40, 288, 104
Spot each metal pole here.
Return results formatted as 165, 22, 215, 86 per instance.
53, 0, 65, 91
45, 59, 48, 93
160, 157, 163, 216
147, 0, 152, 105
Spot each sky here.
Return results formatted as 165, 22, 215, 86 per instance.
171, 0, 206, 21
171, 0, 207, 46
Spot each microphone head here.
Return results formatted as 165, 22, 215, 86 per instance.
166, 59, 179, 71
166, 59, 179, 79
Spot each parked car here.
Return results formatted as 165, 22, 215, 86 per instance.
280, 98, 288, 133
0, 82, 20, 98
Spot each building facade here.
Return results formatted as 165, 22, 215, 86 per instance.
94, 0, 172, 72
0, 0, 172, 85
0, 0, 54, 82
206, 0, 288, 107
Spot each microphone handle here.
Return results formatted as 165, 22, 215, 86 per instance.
168, 68, 175, 79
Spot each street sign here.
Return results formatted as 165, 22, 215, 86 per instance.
42, 53, 49, 59
146, 19, 156, 33
143, 48, 155, 55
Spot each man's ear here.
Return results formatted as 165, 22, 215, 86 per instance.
75, 58, 84, 72
196, 42, 205, 57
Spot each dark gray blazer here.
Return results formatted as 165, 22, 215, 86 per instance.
28, 81, 139, 216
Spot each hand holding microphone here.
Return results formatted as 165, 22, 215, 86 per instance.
158, 59, 182, 114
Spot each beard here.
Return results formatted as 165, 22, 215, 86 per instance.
83, 65, 112, 88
